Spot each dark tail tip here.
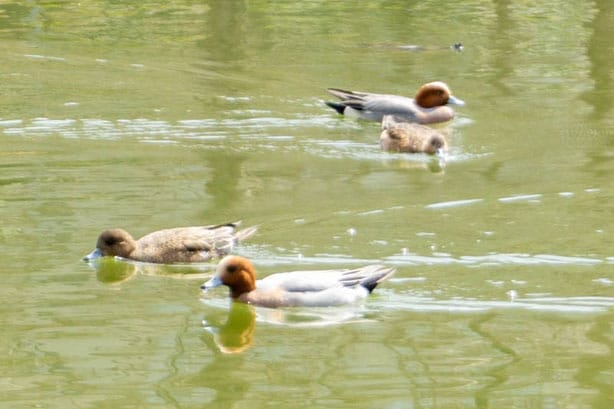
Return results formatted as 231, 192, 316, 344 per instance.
361, 267, 396, 293
362, 282, 379, 294
325, 101, 346, 115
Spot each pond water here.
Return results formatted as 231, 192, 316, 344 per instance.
2, 1, 613, 408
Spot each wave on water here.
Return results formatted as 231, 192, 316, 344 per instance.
1, 115, 356, 139
1, 115, 483, 164
378, 293, 614, 314
240, 247, 611, 268
385, 252, 605, 266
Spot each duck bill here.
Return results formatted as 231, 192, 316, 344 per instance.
201, 275, 223, 291
447, 95, 465, 106
83, 248, 103, 262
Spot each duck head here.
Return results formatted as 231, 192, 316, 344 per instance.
202, 255, 256, 299
415, 81, 465, 108
83, 229, 137, 260
426, 133, 448, 155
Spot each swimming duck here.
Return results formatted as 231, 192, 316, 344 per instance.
83, 222, 258, 264
201, 255, 395, 308
380, 115, 448, 154
325, 81, 464, 124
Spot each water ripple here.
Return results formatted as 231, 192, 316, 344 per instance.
1, 115, 356, 140
1, 115, 489, 165
426, 198, 483, 209
498, 193, 543, 203
381, 295, 614, 314
386, 253, 604, 266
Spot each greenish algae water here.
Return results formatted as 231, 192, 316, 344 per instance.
1, 1, 613, 408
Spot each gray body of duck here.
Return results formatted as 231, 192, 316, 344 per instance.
325, 81, 464, 124
202, 255, 395, 308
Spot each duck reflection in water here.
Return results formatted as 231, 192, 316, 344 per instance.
203, 302, 256, 354
89, 256, 137, 284
200, 290, 386, 354
86, 256, 210, 284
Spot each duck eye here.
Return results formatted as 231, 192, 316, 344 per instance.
227, 264, 238, 274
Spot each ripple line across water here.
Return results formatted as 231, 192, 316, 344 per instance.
386, 253, 604, 266
425, 198, 483, 209
239, 246, 609, 268
1, 115, 357, 140
382, 295, 614, 314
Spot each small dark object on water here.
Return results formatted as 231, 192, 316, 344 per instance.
452, 42, 463, 52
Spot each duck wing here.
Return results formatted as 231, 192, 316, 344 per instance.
257, 269, 349, 292
280, 264, 395, 307
327, 88, 376, 101
355, 94, 417, 117
328, 88, 418, 118
258, 265, 394, 293
136, 223, 256, 263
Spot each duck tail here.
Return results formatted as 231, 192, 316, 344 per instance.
381, 114, 395, 130
325, 101, 346, 115
359, 266, 395, 293
234, 225, 259, 242
381, 114, 412, 129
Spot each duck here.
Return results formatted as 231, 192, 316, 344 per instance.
83, 222, 258, 264
201, 255, 395, 308
325, 81, 464, 124
380, 115, 448, 154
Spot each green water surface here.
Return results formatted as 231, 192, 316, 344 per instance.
1, 1, 613, 408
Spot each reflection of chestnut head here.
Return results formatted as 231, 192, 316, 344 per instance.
212, 303, 256, 354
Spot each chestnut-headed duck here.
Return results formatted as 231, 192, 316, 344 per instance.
325, 81, 464, 124
201, 255, 395, 308
83, 222, 258, 264
380, 115, 448, 155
